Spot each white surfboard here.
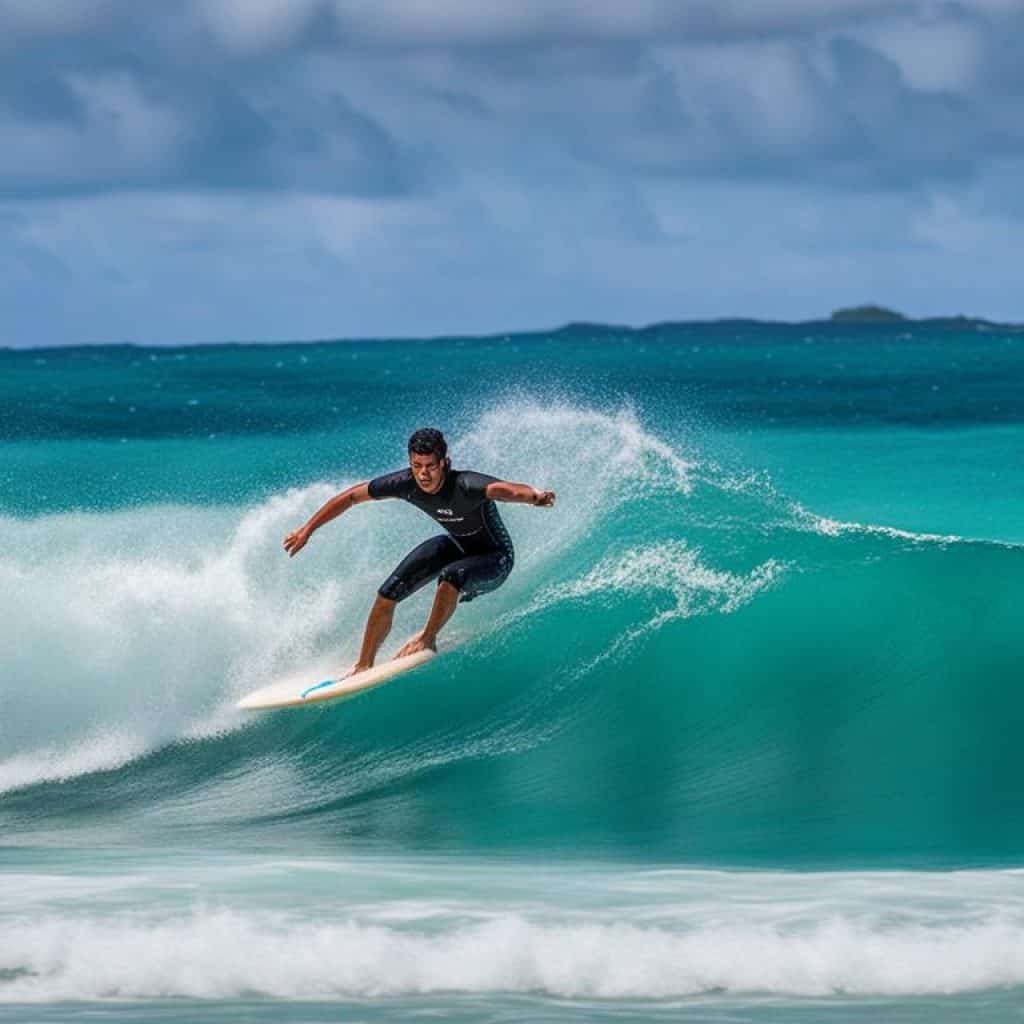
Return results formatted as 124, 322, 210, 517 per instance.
236, 648, 436, 711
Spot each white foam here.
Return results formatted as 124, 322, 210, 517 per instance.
454, 400, 696, 576
553, 541, 783, 616
459, 401, 695, 496
689, 456, 996, 550
0, 729, 149, 793
4, 907, 1024, 1001
510, 540, 785, 673
796, 508, 965, 545
0, 490, 370, 793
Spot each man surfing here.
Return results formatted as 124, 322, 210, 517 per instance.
283, 428, 555, 674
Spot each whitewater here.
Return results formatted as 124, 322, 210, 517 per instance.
2, 322, 1023, 1022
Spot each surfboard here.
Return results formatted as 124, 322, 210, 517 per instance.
236, 648, 436, 711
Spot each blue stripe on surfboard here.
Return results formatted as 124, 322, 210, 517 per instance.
300, 678, 338, 700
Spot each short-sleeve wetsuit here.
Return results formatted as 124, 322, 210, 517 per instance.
367, 468, 515, 603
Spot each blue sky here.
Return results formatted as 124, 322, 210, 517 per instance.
2, 0, 1022, 346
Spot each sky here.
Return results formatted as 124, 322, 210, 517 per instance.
2, 0, 1022, 346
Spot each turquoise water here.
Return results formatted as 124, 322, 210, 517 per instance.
2, 322, 1023, 1020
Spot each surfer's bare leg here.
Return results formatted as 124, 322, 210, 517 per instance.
395, 581, 459, 659
353, 594, 396, 672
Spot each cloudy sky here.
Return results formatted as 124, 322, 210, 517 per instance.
2, 0, 1022, 346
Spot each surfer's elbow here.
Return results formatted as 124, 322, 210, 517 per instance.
337, 482, 372, 510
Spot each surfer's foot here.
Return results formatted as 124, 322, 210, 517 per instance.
394, 633, 437, 660
345, 662, 373, 678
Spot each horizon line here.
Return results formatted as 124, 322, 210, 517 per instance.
4, 312, 1022, 353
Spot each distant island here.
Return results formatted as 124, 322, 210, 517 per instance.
472, 309, 1024, 346
829, 305, 1014, 329
547, 309, 1019, 338
830, 305, 906, 322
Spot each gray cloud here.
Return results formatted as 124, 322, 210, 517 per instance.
1, 0, 1019, 199
1, 1, 1022, 344
294, 0, 919, 50
0, 13, 433, 197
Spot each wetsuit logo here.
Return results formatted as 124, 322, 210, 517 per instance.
438, 508, 454, 515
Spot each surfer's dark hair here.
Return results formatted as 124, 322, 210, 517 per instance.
408, 427, 447, 461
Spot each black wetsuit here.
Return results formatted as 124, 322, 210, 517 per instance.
368, 468, 514, 603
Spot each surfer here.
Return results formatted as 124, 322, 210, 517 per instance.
283, 428, 555, 672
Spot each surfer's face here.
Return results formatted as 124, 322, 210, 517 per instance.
410, 452, 446, 493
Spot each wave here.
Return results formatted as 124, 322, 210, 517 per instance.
6, 898, 1024, 1000
0, 402, 706, 787
2, 402, 1022, 862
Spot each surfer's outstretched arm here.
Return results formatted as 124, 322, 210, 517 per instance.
283, 482, 372, 557
485, 481, 556, 507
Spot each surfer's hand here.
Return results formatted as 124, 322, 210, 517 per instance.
533, 489, 556, 507
283, 526, 311, 557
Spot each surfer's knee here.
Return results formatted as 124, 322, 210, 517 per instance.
377, 576, 409, 602
438, 556, 510, 603
436, 566, 463, 593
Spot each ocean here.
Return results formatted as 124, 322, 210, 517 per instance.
2, 321, 1023, 1021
